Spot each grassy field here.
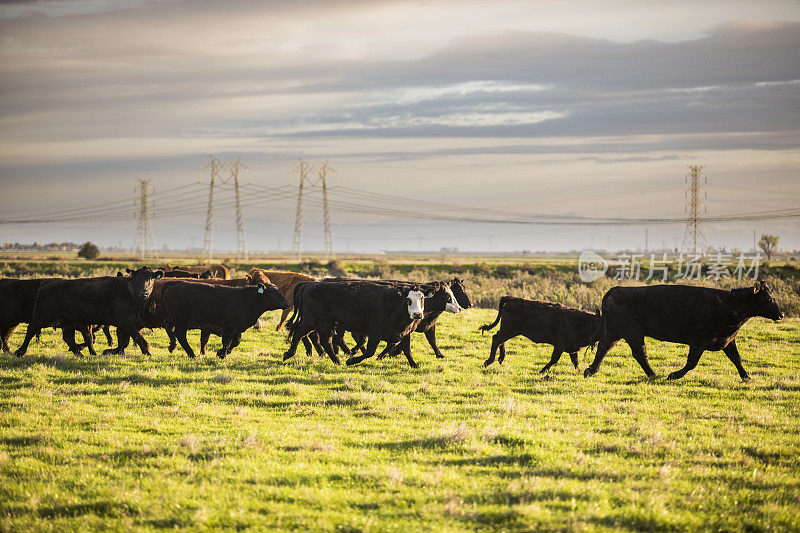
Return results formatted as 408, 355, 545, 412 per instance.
1, 310, 798, 531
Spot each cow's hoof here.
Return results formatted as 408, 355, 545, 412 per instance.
741, 375, 752, 382
345, 357, 361, 366
167, 346, 175, 353
483, 360, 493, 367
583, 368, 596, 378
435, 354, 445, 359
14, 350, 24, 358
216, 351, 226, 359
409, 362, 419, 369
282, 352, 293, 361
646, 373, 658, 381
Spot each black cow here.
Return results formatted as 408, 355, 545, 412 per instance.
283, 281, 426, 366
14, 266, 163, 357
0, 278, 58, 352
479, 297, 599, 372
162, 281, 289, 359
323, 277, 470, 360
584, 282, 784, 381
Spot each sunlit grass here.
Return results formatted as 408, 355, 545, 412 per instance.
1, 310, 798, 531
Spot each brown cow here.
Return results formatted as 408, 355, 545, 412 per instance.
161, 264, 228, 279
479, 296, 600, 372
248, 269, 316, 331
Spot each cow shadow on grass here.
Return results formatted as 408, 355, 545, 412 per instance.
0, 354, 112, 373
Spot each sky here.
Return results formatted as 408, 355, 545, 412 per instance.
0, 0, 799, 253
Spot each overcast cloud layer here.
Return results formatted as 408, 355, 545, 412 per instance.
0, 0, 798, 252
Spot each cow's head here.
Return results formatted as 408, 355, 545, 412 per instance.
405, 287, 425, 319
444, 285, 462, 314
256, 282, 290, 310
125, 266, 163, 302
248, 270, 271, 285
745, 281, 784, 321
200, 269, 214, 279
449, 277, 472, 309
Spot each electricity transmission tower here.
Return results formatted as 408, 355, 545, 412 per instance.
198, 156, 251, 261
682, 164, 707, 256
134, 179, 157, 260
290, 159, 336, 261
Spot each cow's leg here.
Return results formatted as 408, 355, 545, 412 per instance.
275, 308, 291, 331
332, 329, 353, 356
424, 326, 445, 358
485, 331, 514, 367
346, 336, 381, 366
229, 332, 242, 351
540, 347, 563, 373
283, 322, 313, 360
301, 335, 314, 356
101, 325, 113, 346
103, 328, 131, 356
376, 342, 394, 360
583, 332, 620, 378
1, 324, 16, 352
399, 336, 418, 369
166, 327, 177, 353
78, 325, 97, 356
625, 335, 657, 379
309, 333, 327, 357
316, 328, 341, 365
568, 351, 579, 370
668, 345, 704, 380
217, 331, 239, 359
15, 321, 45, 357
62, 326, 82, 356
497, 343, 507, 364
174, 325, 196, 359
128, 327, 151, 356
200, 330, 211, 356
721, 340, 750, 381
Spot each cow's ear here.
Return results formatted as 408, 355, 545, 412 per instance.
426, 290, 434, 298
154, 270, 163, 280
126, 268, 133, 273
753, 283, 760, 294
258, 285, 265, 294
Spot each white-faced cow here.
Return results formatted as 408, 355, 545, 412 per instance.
283, 280, 426, 366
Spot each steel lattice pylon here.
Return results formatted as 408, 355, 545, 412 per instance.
199, 156, 251, 261
681, 164, 707, 256
134, 178, 157, 260
290, 159, 336, 261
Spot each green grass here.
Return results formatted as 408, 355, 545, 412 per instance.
1, 311, 799, 531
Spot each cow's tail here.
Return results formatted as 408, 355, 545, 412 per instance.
285, 282, 308, 342
479, 296, 510, 334
582, 301, 607, 358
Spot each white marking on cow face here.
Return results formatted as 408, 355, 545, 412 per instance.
406, 290, 424, 319
444, 286, 462, 314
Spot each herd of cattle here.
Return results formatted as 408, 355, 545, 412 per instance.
0, 263, 785, 380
